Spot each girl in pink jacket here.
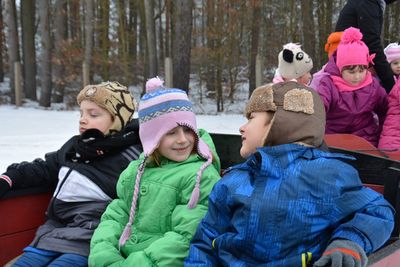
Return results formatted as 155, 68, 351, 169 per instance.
378, 43, 400, 149
316, 27, 388, 147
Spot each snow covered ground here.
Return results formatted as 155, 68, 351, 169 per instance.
0, 105, 246, 172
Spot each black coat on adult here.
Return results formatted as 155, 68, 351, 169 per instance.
1, 119, 142, 256
335, 0, 397, 93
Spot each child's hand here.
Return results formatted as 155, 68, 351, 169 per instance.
0, 175, 12, 198
314, 239, 367, 267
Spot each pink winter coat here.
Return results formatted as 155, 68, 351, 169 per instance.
316, 54, 388, 147
379, 80, 400, 150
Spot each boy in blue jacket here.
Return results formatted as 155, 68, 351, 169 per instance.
185, 81, 394, 267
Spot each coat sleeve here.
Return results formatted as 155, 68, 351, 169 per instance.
184, 181, 232, 266
1, 150, 59, 193
373, 83, 388, 131
316, 76, 333, 113
329, 162, 394, 254
379, 82, 400, 148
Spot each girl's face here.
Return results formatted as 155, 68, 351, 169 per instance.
342, 66, 368, 86
79, 100, 114, 134
391, 59, 400, 75
296, 72, 312, 85
157, 126, 195, 162
239, 112, 274, 159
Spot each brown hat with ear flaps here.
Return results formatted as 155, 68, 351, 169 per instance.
245, 81, 326, 147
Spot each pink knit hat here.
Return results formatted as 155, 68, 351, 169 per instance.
119, 77, 213, 248
384, 42, 400, 63
336, 27, 376, 72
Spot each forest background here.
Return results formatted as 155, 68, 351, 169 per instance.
0, 0, 399, 113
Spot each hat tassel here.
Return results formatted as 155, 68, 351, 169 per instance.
119, 223, 132, 248
188, 157, 212, 209
118, 158, 147, 249
188, 185, 200, 209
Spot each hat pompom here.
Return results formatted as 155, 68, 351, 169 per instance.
341, 27, 362, 44
146, 77, 164, 92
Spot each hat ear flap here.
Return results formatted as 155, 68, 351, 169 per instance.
283, 49, 294, 63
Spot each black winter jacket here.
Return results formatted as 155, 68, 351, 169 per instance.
2, 119, 142, 256
335, 0, 396, 93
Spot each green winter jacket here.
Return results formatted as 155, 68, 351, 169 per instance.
89, 129, 221, 266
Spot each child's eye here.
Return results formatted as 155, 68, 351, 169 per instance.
166, 129, 176, 135
183, 126, 192, 133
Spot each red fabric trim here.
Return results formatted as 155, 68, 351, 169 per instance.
0, 174, 12, 187
323, 247, 361, 261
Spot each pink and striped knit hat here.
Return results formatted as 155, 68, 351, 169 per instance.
384, 43, 400, 63
336, 27, 376, 72
119, 77, 213, 247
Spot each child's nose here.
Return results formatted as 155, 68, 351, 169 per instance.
176, 129, 188, 143
239, 124, 246, 134
79, 116, 87, 124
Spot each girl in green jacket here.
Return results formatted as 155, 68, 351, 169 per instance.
89, 77, 221, 266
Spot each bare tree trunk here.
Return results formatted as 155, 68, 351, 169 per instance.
0, 4, 4, 82
138, 0, 148, 87
144, 0, 158, 77
83, 0, 94, 85
301, 0, 315, 69
116, 0, 129, 84
38, 0, 52, 107
5, 0, 20, 103
205, 0, 216, 94
21, 0, 37, 100
99, 0, 110, 80
393, 2, 400, 42
69, 0, 81, 41
53, 0, 67, 103
128, 0, 139, 84
165, 0, 171, 57
156, 0, 164, 67
288, 0, 296, 41
317, 0, 333, 65
171, 0, 193, 91
383, 7, 390, 46
248, 0, 261, 96
214, 0, 223, 112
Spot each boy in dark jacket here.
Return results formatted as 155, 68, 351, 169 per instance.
0, 81, 142, 266
185, 81, 394, 267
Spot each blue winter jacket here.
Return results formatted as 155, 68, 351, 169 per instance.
185, 144, 394, 267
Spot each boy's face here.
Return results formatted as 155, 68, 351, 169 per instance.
296, 72, 312, 86
79, 100, 114, 134
342, 66, 367, 86
239, 112, 274, 159
390, 59, 400, 75
157, 126, 195, 162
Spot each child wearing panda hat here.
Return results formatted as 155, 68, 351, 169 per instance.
273, 43, 313, 85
